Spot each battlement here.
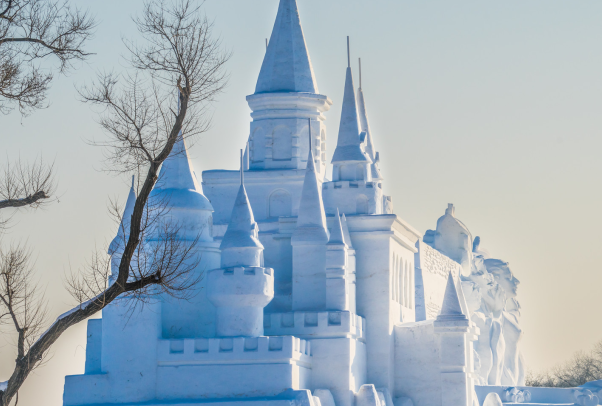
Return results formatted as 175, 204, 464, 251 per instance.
322, 180, 383, 216
157, 336, 311, 367
322, 180, 381, 191
213, 266, 273, 278
264, 311, 365, 342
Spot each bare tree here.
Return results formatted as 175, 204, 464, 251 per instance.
526, 340, 602, 387
0, 0, 96, 115
0, 1, 229, 404
0, 157, 55, 210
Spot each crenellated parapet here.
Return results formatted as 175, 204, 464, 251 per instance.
264, 311, 365, 342
157, 335, 311, 366
322, 180, 384, 215
154, 336, 313, 400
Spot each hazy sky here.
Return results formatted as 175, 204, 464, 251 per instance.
2, 1, 602, 405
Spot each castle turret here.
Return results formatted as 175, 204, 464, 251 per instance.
246, 0, 332, 175
150, 134, 214, 243
207, 152, 274, 337
331, 38, 372, 182
434, 271, 478, 406
356, 60, 394, 214
322, 40, 386, 216
291, 142, 329, 310
150, 131, 221, 338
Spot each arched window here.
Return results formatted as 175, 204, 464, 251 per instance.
391, 254, 396, 301
400, 258, 405, 306
272, 126, 292, 161
340, 164, 355, 181
356, 195, 369, 214
269, 190, 292, 218
396, 256, 401, 303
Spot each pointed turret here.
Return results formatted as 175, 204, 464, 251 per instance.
150, 132, 214, 243
157, 135, 204, 193
434, 271, 475, 406
332, 58, 371, 164
356, 59, 383, 181
220, 152, 264, 268
255, 0, 318, 94
246, 0, 331, 175
438, 271, 468, 322
291, 138, 329, 310
108, 176, 136, 256
293, 146, 329, 242
208, 153, 274, 337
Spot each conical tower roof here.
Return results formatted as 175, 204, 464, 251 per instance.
152, 134, 213, 212
108, 176, 136, 255
332, 66, 371, 163
220, 184, 263, 251
255, 0, 318, 94
437, 271, 468, 321
293, 147, 329, 243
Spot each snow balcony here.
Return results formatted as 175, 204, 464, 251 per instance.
155, 336, 312, 400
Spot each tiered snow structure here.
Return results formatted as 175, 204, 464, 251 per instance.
60, 1, 578, 405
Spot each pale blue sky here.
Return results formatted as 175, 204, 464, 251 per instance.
2, 1, 602, 405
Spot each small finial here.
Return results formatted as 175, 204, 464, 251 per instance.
359, 58, 362, 89
131, 175, 135, 188
240, 149, 244, 185
347, 36, 350, 68
446, 203, 455, 216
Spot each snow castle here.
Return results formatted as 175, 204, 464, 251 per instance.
62, 0, 554, 405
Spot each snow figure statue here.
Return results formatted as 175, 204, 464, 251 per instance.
422, 205, 525, 387
484, 258, 525, 386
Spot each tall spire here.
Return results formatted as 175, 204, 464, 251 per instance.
294, 139, 329, 242
220, 150, 264, 267
356, 59, 382, 180
108, 176, 136, 255
332, 38, 371, 164
255, 0, 318, 94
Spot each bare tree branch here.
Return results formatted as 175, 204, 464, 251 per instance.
0, 1, 228, 405
0, 157, 55, 211
0, 0, 96, 115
